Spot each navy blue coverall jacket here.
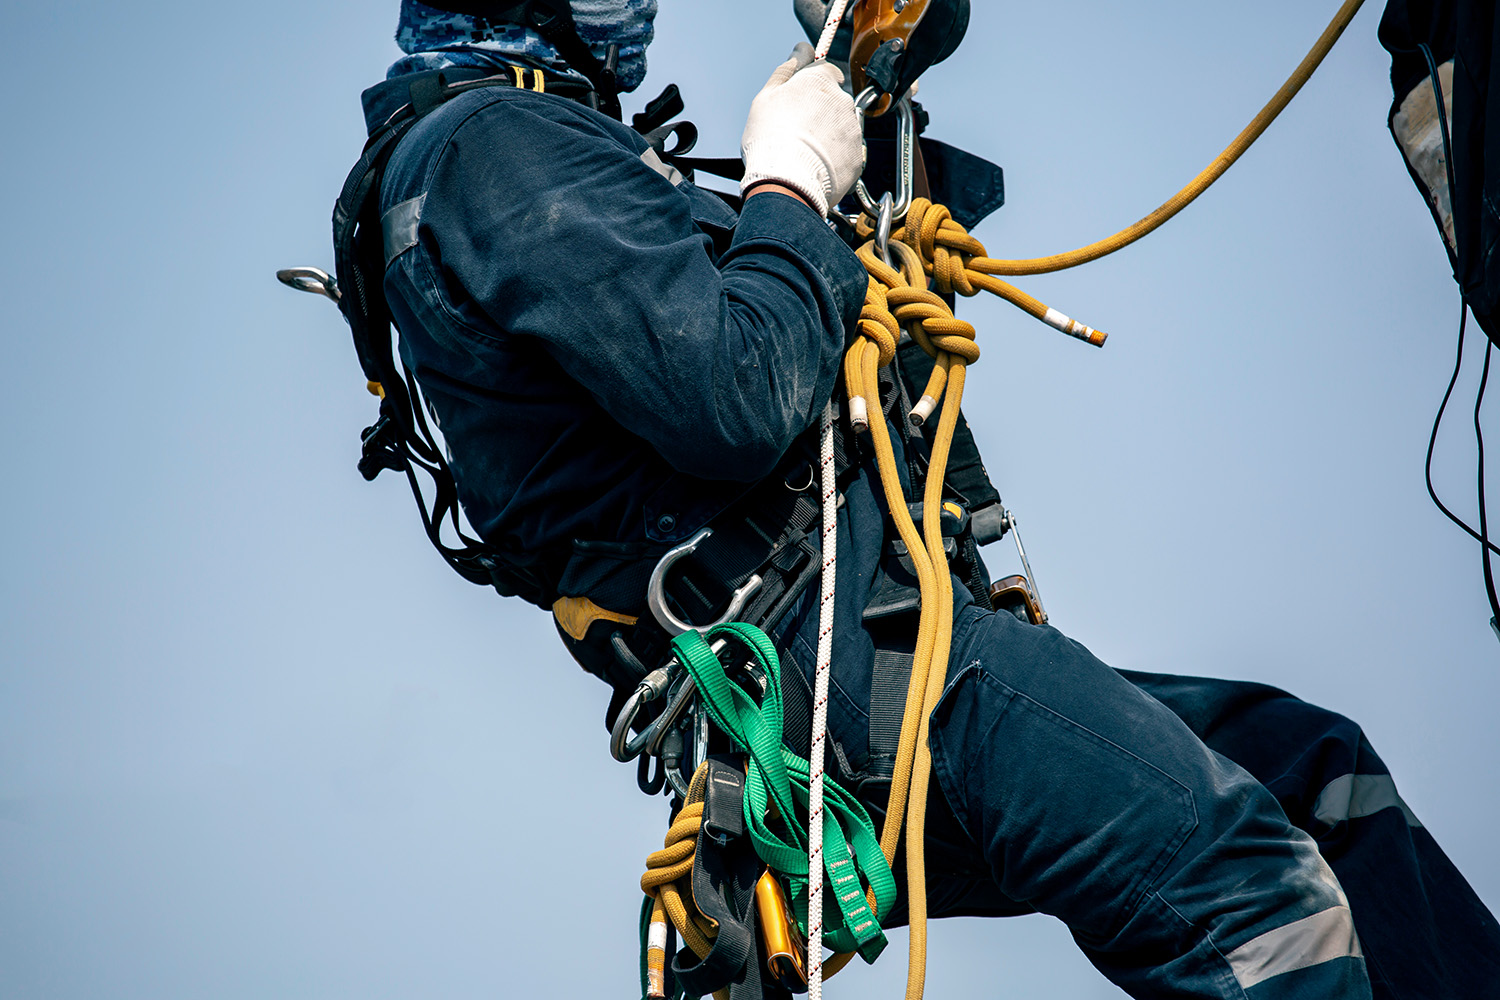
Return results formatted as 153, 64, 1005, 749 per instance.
365, 74, 1498, 1000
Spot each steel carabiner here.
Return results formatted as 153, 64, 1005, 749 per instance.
646, 528, 763, 637
276, 266, 342, 304
608, 663, 676, 762
855, 92, 916, 226
875, 191, 895, 267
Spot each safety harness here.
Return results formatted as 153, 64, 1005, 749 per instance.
628, 2, 1373, 998
280, 2, 1371, 998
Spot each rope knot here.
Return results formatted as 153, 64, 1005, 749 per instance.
899, 198, 988, 298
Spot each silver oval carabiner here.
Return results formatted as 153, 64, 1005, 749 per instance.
856, 93, 916, 225
608, 664, 677, 762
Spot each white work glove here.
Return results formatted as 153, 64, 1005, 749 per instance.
740, 42, 864, 218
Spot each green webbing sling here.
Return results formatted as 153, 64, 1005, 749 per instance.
671, 623, 896, 962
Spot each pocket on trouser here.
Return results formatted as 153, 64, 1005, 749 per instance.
928, 662, 1199, 942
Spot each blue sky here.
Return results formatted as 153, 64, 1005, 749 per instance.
2, 1, 1495, 997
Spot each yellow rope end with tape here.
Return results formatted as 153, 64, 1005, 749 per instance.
639, 762, 730, 1000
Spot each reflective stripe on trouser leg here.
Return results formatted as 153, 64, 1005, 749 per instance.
1312, 774, 1420, 828
1118, 671, 1500, 1000
925, 605, 1373, 999
1226, 901, 1361, 991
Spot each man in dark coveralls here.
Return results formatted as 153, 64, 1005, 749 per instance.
356, 2, 1500, 996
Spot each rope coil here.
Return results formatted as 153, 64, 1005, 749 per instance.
857, 199, 1107, 349
640, 765, 729, 1000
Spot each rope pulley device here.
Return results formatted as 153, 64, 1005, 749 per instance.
848, 0, 970, 118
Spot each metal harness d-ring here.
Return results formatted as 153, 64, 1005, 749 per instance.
608, 528, 764, 766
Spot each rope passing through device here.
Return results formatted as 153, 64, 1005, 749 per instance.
808, 6, 853, 998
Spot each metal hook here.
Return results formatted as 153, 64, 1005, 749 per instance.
276, 266, 341, 304
611, 530, 761, 762
646, 528, 762, 637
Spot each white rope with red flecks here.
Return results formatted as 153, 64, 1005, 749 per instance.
808, 8, 852, 999
808, 399, 837, 1000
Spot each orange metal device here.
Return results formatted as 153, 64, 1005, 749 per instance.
849, 0, 935, 117
989, 574, 1047, 626
755, 869, 809, 991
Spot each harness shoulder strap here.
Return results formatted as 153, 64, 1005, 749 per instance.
332, 72, 569, 604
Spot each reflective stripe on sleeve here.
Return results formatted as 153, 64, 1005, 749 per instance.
381, 192, 428, 267
1224, 905, 1362, 990
640, 148, 685, 187
1313, 774, 1421, 828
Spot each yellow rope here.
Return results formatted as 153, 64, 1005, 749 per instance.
977, 0, 1366, 275
857, 201, 1107, 348
639, 763, 729, 1000
830, 237, 976, 999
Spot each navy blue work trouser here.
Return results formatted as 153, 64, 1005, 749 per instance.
783, 604, 1500, 999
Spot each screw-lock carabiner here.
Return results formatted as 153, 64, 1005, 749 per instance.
855, 92, 916, 225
